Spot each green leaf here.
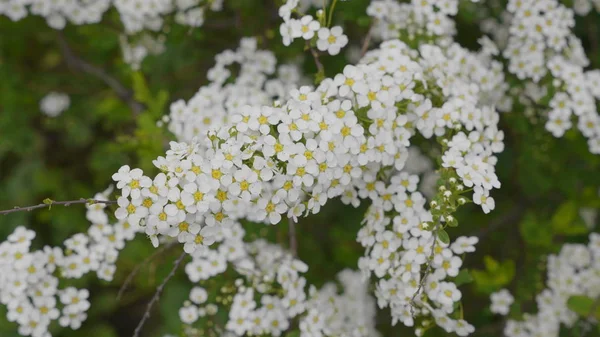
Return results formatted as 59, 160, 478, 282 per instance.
472, 256, 515, 294
132, 71, 152, 105
519, 212, 553, 247
454, 269, 474, 286
483, 256, 500, 272
567, 295, 600, 319
357, 16, 371, 27
437, 229, 450, 245
552, 201, 589, 235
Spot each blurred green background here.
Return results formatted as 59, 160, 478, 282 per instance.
1, 1, 600, 336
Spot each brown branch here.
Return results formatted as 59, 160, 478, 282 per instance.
410, 222, 440, 316
56, 32, 145, 115
306, 42, 325, 76
360, 23, 374, 58
116, 240, 178, 301
132, 251, 186, 337
0, 198, 116, 216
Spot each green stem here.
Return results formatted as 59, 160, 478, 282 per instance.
327, 0, 338, 27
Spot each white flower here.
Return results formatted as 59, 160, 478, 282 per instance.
316, 26, 348, 56
437, 282, 461, 307
292, 15, 320, 40
179, 304, 199, 324
190, 287, 208, 304
490, 289, 514, 315
450, 236, 478, 254
40, 92, 70, 117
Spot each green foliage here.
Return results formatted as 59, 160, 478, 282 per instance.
437, 229, 450, 244
551, 201, 588, 236
453, 269, 474, 287
520, 212, 554, 248
567, 296, 600, 320
472, 256, 515, 294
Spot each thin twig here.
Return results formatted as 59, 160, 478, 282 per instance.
132, 251, 187, 337
410, 222, 440, 316
360, 23, 374, 58
307, 42, 325, 76
116, 240, 178, 301
56, 32, 145, 115
0, 198, 116, 216
288, 217, 298, 257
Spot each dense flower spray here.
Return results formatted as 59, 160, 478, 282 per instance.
1, 0, 600, 336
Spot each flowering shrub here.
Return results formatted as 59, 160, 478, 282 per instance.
1, 0, 600, 337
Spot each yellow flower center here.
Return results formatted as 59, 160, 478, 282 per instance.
179, 222, 189, 232
127, 204, 136, 214
341, 126, 351, 137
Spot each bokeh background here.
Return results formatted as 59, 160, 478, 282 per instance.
2, 1, 600, 336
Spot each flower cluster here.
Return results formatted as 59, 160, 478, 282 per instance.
0, 187, 140, 337
504, 233, 600, 337
119, 34, 166, 70
571, 0, 600, 15
179, 233, 311, 336
480, 0, 600, 153
278, 0, 348, 55
178, 227, 379, 337
0, 0, 222, 32
300, 269, 379, 337
39, 92, 70, 118
367, 0, 463, 43
166, 37, 305, 143
490, 288, 514, 315
113, 19, 506, 332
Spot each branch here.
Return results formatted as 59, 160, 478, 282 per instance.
0, 198, 116, 216
306, 42, 325, 78
132, 251, 186, 337
410, 222, 440, 316
288, 217, 298, 257
116, 240, 178, 301
360, 23, 374, 58
56, 32, 145, 115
